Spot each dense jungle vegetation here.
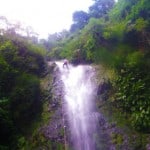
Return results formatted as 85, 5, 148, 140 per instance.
0, 17, 48, 149
0, 0, 150, 149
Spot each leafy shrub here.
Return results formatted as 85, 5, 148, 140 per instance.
93, 47, 113, 65
0, 98, 14, 146
0, 22, 46, 148
115, 52, 150, 132
10, 73, 41, 129
0, 40, 46, 76
0, 55, 18, 97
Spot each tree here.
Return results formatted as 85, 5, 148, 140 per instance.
70, 11, 89, 32
89, 0, 115, 18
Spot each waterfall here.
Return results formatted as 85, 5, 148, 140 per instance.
56, 61, 98, 150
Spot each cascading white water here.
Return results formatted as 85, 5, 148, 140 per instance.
57, 61, 98, 150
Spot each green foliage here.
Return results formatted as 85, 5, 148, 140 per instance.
28, 43, 47, 56
70, 11, 89, 32
59, 34, 84, 61
103, 21, 127, 41
93, 47, 114, 65
109, 0, 138, 21
0, 39, 46, 76
47, 46, 63, 60
0, 41, 18, 64
115, 52, 150, 131
0, 97, 14, 146
0, 22, 46, 148
0, 55, 18, 97
126, 51, 144, 66
111, 133, 123, 147
112, 44, 135, 68
17, 136, 29, 150
70, 18, 107, 63
11, 73, 41, 128
126, 0, 150, 21
89, 0, 115, 18
134, 18, 148, 32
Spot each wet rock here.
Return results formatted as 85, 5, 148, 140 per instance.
97, 80, 111, 96
97, 113, 106, 126
48, 62, 57, 73
38, 62, 66, 146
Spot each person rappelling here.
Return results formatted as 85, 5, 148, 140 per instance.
63, 59, 69, 69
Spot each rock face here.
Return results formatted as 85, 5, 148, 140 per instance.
40, 62, 66, 149
97, 81, 111, 96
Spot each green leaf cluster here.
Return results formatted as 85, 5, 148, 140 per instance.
0, 30, 47, 148
115, 52, 150, 131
